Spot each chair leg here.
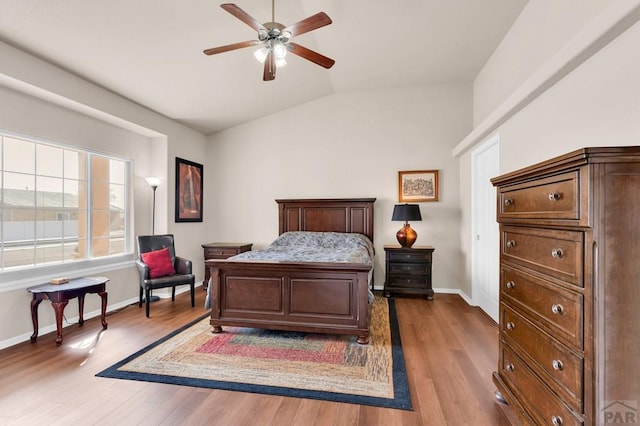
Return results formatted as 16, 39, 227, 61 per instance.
190, 283, 195, 307
139, 287, 143, 308
145, 288, 151, 318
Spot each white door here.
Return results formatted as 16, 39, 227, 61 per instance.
472, 135, 500, 322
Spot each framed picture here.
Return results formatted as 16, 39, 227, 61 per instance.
398, 170, 439, 202
175, 157, 203, 222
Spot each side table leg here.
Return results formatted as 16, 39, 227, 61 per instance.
78, 294, 85, 327
99, 290, 108, 329
52, 301, 69, 346
30, 298, 43, 343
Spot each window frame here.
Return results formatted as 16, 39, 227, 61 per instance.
0, 129, 135, 292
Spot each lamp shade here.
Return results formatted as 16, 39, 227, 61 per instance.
392, 204, 422, 222
145, 177, 161, 189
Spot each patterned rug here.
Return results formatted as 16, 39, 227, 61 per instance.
97, 296, 411, 410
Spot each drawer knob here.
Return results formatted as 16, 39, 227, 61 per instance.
506, 281, 515, 289
551, 415, 563, 426
504, 198, 514, 206
548, 192, 561, 201
551, 304, 564, 315
506, 240, 516, 248
506, 321, 515, 330
551, 248, 564, 258
505, 363, 515, 372
552, 359, 564, 371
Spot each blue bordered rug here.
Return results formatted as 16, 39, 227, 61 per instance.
97, 297, 411, 410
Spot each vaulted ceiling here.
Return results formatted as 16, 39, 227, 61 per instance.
0, 0, 528, 135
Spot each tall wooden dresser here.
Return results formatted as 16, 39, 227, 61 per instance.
491, 147, 640, 425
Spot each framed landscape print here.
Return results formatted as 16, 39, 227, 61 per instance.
175, 157, 203, 222
398, 170, 439, 202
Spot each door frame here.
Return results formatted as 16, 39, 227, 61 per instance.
471, 134, 500, 322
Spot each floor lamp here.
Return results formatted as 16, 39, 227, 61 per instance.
145, 177, 162, 302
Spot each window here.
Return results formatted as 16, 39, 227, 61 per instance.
0, 132, 131, 272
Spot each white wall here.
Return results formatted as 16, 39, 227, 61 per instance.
473, 0, 613, 126
0, 42, 208, 348
458, 2, 640, 303
207, 84, 473, 292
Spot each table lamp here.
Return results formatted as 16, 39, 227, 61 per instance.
392, 203, 422, 248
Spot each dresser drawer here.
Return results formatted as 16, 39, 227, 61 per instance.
501, 265, 583, 349
387, 250, 432, 263
502, 226, 583, 286
500, 344, 583, 426
502, 306, 583, 409
498, 171, 580, 221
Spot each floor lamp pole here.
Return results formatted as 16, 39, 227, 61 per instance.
151, 184, 157, 235
148, 181, 160, 302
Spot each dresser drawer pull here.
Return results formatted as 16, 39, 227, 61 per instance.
506, 240, 516, 248
505, 363, 515, 372
551, 248, 564, 258
504, 198, 514, 206
551, 304, 564, 315
506, 281, 515, 289
506, 322, 515, 330
551, 415, 564, 426
548, 192, 561, 201
552, 359, 564, 371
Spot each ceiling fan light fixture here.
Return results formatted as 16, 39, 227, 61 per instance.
254, 46, 269, 63
275, 57, 287, 68
273, 42, 287, 59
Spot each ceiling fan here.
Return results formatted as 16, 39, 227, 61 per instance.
203, 2, 335, 81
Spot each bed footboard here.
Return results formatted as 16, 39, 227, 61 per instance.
206, 260, 372, 344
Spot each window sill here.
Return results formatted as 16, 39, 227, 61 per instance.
0, 254, 136, 293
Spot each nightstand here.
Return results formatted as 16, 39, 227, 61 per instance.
383, 245, 435, 299
202, 242, 252, 284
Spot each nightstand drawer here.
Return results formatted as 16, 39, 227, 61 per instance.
387, 276, 429, 288
205, 247, 241, 258
389, 263, 430, 275
388, 251, 432, 263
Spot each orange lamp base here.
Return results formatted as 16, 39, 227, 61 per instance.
396, 223, 417, 248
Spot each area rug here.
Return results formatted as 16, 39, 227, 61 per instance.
97, 296, 411, 410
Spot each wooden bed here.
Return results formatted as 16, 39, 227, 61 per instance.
205, 198, 375, 344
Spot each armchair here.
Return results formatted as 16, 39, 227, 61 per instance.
136, 234, 195, 317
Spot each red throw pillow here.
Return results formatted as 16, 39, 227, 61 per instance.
141, 247, 176, 278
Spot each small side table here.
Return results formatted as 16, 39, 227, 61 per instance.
383, 245, 435, 299
27, 276, 109, 345
202, 243, 252, 285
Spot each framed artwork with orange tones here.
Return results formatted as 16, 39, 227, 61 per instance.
175, 157, 203, 222
398, 170, 439, 202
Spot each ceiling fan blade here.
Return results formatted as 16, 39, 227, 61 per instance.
283, 12, 332, 37
263, 51, 276, 81
221, 3, 266, 32
203, 40, 260, 55
288, 43, 335, 69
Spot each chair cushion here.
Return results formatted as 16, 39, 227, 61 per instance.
141, 247, 176, 278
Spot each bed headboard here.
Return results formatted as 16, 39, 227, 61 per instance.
276, 198, 376, 243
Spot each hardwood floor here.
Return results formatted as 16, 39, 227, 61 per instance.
0, 289, 516, 425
